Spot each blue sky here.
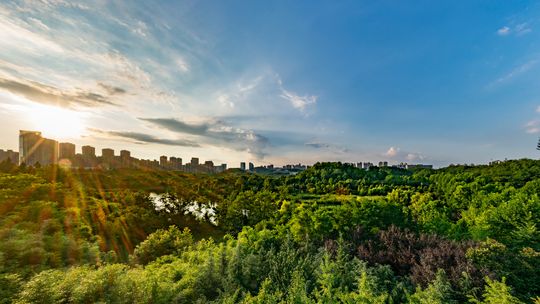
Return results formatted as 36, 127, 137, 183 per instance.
0, 0, 539, 167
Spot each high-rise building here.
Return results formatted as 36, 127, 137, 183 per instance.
160, 155, 168, 167
19, 130, 41, 165
191, 157, 199, 166
19, 130, 58, 166
102, 148, 114, 159
41, 138, 58, 165
59, 142, 76, 159
120, 150, 131, 167
204, 160, 214, 167
169, 157, 182, 170
82, 145, 96, 157
240, 162, 246, 170
120, 150, 131, 159
249, 162, 254, 171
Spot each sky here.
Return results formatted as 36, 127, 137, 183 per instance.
1, 0, 540, 168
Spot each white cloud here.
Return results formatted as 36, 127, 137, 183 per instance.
175, 57, 190, 73
385, 146, 399, 157
497, 26, 511, 36
27, 17, 50, 31
215, 76, 263, 109
280, 89, 317, 112
497, 23, 532, 37
525, 120, 540, 134
218, 94, 234, 108
515, 23, 532, 36
0, 15, 65, 54
238, 76, 262, 93
274, 73, 317, 114
132, 20, 149, 38
491, 59, 539, 86
384, 146, 426, 162
536, 105, 540, 113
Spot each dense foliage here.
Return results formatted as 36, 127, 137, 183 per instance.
0, 159, 539, 303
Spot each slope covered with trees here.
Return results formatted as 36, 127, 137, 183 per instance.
0, 159, 538, 303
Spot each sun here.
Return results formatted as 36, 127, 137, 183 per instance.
27, 104, 86, 140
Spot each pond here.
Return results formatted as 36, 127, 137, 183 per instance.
149, 193, 217, 225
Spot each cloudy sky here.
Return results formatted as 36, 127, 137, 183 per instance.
1, 1, 539, 167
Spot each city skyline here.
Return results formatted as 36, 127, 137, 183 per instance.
1, 2, 540, 166
6, 129, 433, 171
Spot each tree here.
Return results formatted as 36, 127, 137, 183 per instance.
132, 226, 192, 265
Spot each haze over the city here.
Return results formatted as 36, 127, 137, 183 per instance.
1, 1, 540, 167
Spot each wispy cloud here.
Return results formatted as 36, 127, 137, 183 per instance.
280, 89, 318, 113
497, 23, 532, 37
213, 72, 317, 116
89, 128, 200, 147
139, 118, 211, 136
139, 117, 270, 159
515, 23, 532, 36
525, 120, 540, 134
305, 141, 348, 153
98, 82, 126, 95
490, 59, 539, 86
0, 77, 116, 108
305, 142, 330, 149
215, 76, 263, 109
276, 74, 317, 114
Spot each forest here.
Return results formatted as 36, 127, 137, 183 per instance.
0, 159, 538, 303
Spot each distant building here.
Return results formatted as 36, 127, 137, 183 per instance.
249, 162, 254, 171
19, 130, 58, 166
59, 142, 76, 159
362, 162, 374, 169
0, 149, 19, 165
240, 162, 246, 170
82, 145, 96, 157
396, 162, 407, 169
120, 150, 131, 159
406, 164, 433, 170
191, 157, 199, 166
120, 150, 131, 167
204, 160, 214, 167
160, 155, 168, 167
378, 161, 388, 167
19, 130, 41, 165
102, 148, 114, 159
169, 157, 182, 170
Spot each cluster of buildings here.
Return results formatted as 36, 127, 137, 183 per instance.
1, 130, 433, 173
351, 161, 432, 170
0, 149, 19, 164
14, 130, 227, 173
